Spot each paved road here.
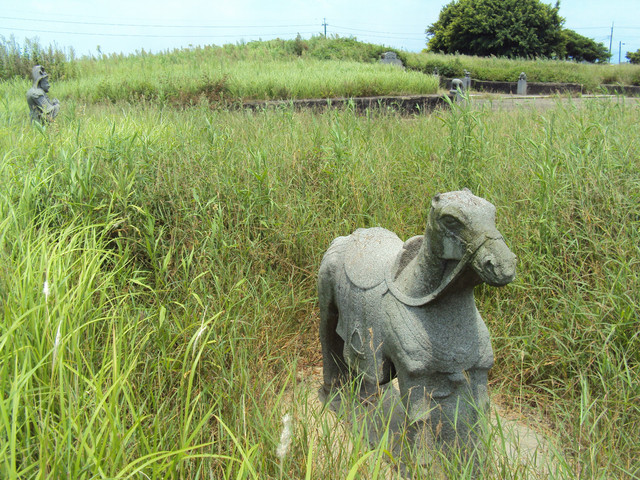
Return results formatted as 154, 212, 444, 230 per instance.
468, 94, 640, 111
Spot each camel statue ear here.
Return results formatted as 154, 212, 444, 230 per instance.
431, 194, 441, 211
463, 187, 472, 193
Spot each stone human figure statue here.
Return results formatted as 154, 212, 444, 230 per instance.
26, 65, 60, 123
517, 72, 528, 96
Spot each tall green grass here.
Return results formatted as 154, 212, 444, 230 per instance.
0, 76, 638, 477
66, 58, 438, 104
405, 51, 640, 91
0, 35, 78, 81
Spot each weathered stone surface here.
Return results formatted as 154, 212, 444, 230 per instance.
242, 94, 452, 114
463, 70, 472, 91
601, 84, 640, 96
26, 65, 60, 123
517, 72, 528, 96
380, 51, 404, 67
450, 78, 465, 102
318, 189, 517, 460
440, 76, 584, 95
450, 78, 464, 93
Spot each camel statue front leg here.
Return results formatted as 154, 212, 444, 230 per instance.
397, 369, 487, 468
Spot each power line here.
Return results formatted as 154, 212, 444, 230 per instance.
329, 18, 429, 30
0, 15, 317, 29
332, 31, 426, 42
0, 26, 319, 39
331, 24, 425, 37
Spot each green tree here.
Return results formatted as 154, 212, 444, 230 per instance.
626, 49, 640, 64
562, 29, 609, 63
426, 0, 564, 58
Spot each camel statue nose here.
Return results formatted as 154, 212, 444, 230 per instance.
483, 256, 497, 276
476, 240, 517, 286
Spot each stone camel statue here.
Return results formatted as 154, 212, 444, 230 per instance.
318, 189, 517, 456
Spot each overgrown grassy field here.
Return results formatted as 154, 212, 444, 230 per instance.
1, 64, 639, 478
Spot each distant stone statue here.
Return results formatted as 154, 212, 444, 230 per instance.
450, 78, 464, 101
318, 189, 517, 459
517, 72, 527, 96
380, 51, 404, 67
26, 65, 60, 123
463, 70, 472, 91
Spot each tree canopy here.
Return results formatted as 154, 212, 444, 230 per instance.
426, 0, 565, 58
562, 29, 609, 63
627, 49, 640, 64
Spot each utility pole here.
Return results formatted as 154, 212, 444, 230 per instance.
323, 18, 327, 38
609, 22, 614, 62
619, 41, 625, 64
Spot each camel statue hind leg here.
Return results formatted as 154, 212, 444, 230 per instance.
318, 236, 350, 394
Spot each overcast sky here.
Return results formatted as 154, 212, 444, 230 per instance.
1, 0, 638, 63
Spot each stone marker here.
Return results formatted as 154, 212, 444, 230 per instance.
26, 65, 60, 123
463, 69, 472, 91
517, 72, 527, 96
380, 51, 404, 67
318, 189, 517, 464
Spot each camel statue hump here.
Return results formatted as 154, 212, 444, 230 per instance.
343, 227, 403, 289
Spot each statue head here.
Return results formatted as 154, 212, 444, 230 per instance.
40, 77, 51, 93
31, 65, 49, 91
450, 78, 463, 94
427, 189, 517, 286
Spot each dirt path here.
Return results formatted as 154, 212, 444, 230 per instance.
294, 366, 563, 478
468, 93, 640, 111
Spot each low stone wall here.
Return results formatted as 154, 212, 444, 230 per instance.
476, 79, 583, 95
242, 94, 452, 114
440, 77, 583, 95
467, 79, 519, 94
601, 84, 640, 96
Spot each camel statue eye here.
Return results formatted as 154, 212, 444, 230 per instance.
441, 215, 462, 231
